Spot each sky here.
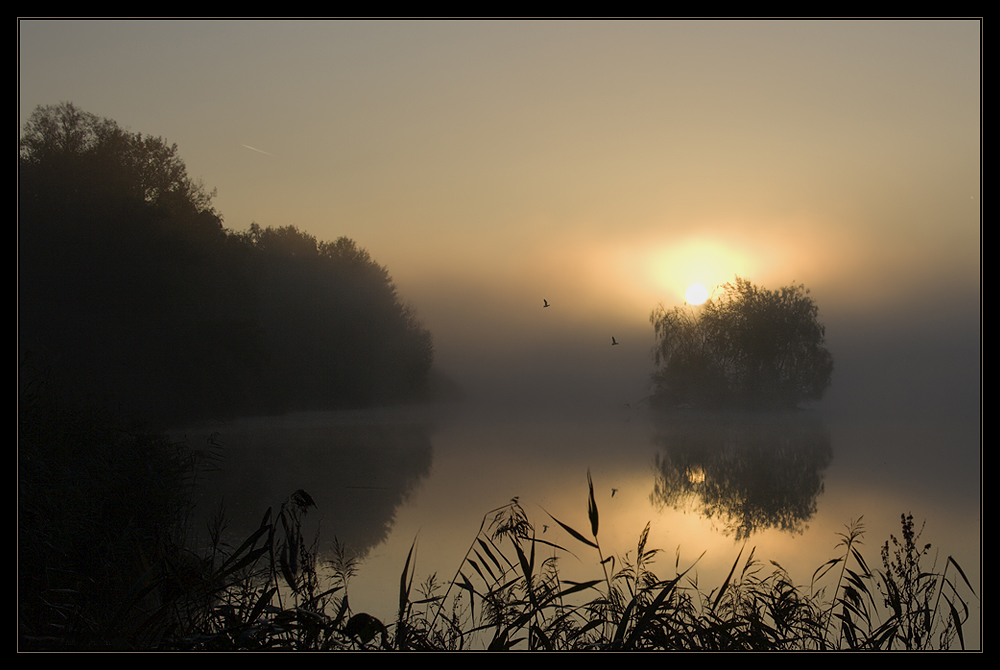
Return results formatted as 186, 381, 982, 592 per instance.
18, 19, 981, 416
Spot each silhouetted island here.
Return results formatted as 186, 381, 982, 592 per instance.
649, 277, 833, 411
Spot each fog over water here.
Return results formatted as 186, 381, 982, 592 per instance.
21, 19, 980, 647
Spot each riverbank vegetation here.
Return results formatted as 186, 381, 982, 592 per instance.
19, 410, 976, 652
160, 492, 974, 651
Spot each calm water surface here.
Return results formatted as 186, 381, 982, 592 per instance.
182, 399, 981, 649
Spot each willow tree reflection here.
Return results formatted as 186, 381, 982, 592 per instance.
651, 411, 832, 539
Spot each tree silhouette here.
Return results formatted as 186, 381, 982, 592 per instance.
19, 103, 433, 422
650, 277, 833, 410
19, 102, 217, 218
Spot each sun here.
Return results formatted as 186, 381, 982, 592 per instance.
685, 283, 709, 305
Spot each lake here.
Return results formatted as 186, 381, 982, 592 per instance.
179, 394, 981, 650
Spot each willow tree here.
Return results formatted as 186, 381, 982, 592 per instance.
650, 277, 833, 410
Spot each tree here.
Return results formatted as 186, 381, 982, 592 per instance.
237, 224, 434, 409
19, 102, 217, 217
19, 103, 433, 421
650, 277, 833, 410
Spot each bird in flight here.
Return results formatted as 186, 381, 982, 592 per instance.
611, 337, 619, 346
611, 488, 618, 498
543, 299, 550, 308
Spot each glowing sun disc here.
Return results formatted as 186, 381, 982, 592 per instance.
686, 283, 708, 305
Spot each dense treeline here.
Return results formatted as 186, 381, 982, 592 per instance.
18, 103, 433, 423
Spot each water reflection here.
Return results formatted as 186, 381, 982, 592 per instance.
186, 411, 435, 560
175, 403, 977, 648
650, 411, 832, 540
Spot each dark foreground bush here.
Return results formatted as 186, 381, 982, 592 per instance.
18, 370, 215, 649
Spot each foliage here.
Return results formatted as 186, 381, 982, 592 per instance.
876, 513, 974, 650
19, 102, 218, 220
18, 362, 217, 649
232, 223, 434, 410
650, 277, 834, 410
18, 103, 433, 422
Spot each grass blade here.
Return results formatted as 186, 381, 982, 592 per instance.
397, 538, 416, 649
477, 538, 504, 574
946, 555, 976, 596
557, 579, 604, 599
545, 510, 598, 549
712, 543, 745, 613
949, 599, 965, 650
587, 469, 599, 538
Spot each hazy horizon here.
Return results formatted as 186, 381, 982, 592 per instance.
19, 19, 980, 419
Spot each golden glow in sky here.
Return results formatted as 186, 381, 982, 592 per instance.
17, 19, 980, 391
631, 236, 762, 309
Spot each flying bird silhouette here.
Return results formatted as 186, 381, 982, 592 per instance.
611, 337, 619, 346
543, 299, 550, 308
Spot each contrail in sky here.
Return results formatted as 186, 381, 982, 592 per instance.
242, 144, 275, 156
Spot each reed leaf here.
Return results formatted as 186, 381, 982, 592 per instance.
545, 511, 599, 549
247, 587, 278, 627
477, 538, 503, 576
587, 469, 599, 538
488, 628, 522, 650
513, 539, 540, 615
558, 579, 604, 599
455, 572, 476, 596
397, 539, 416, 649
946, 555, 976, 596
220, 507, 272, 572
279, 544, 297, 593
569, 617, 606, 643
611, 596, 637, 649
530, 623, 553, 650
862, 616, 899, 650
713, 543, 746, 613
812, 557, 841, 585
467, 557, 488, 585
514, 540, 532, 586
851, 547, 871, 576
625, 570, 692, 649
948, 599, 965, 650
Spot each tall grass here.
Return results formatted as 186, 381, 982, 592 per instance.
158, 474, 976, 650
